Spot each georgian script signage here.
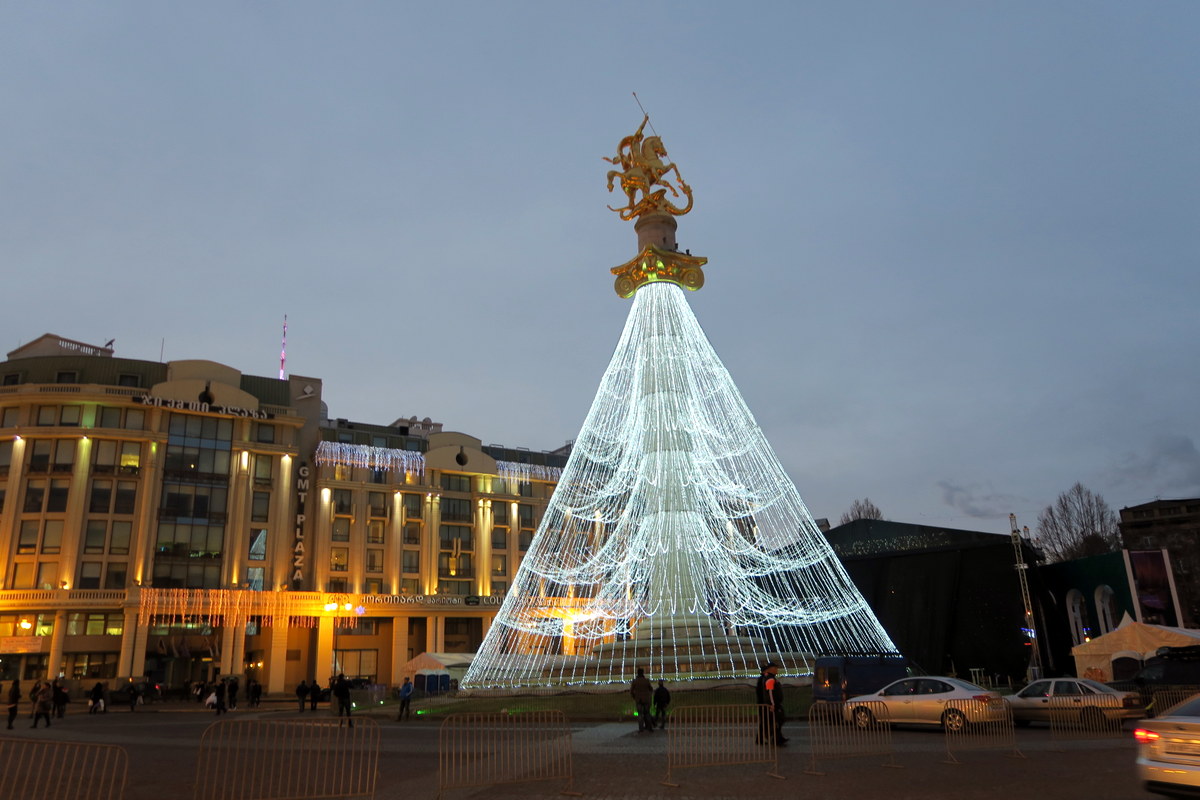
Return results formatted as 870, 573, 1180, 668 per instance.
137, 395, 273, 419
0, 636, 45, 654
292, 463, 309, 588
364, 595, 503, 606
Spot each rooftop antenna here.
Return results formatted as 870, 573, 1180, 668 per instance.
279, 314, 288, 380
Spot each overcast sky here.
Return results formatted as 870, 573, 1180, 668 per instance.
3, 2, 1197, 533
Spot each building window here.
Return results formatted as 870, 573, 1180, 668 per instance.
441, 474, 470, 493
2, 373, 20, 386
366, 550, 383, 573
24, 479, 46, 512
327, 578, 347, 592
519, 481, 533, 497
518, 504, 534, 526
333, 489, 352, 515
255, 423, 275, 444
246, 567, 265, 591
84, 520, 107, 553
55, 371, 77, 384
251, 492, 270, 522
47, 479, 70, 513
0, 409, 16, 429
330, 548, 349, 572
364, 578, 382, 595
519, 530, 534, 551
37, 406, 58, 425
253, 454, 272, 484
331, 518, 351, 542
491, 528, 507, 550
1095, 585, 1119, 634
41, 521, 63, 554
117, 373, 140, 388
403, 522, 420, 546
491, 580, 507, 595
119, 443, 140, 474
368, 492, 387, 518
441, 497, 473, 523
248, 528, 267, 561
403, 493, 423, 520
125, 409, 144, 430
78, 562, 103, 589
493, 502, 508, 525
36, 562, 59, 590
332, 649, 377, 682
401, 578, 420, 595
491, 555, 506, 575
104, 563, 127, 590
17, 520, 39, 554
366, 520, 385, 545
1067, 589, 1089, 645
59, 406, 81, 426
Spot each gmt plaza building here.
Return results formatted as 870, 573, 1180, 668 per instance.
0, 334, 565, 693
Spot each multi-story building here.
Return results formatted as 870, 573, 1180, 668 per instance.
0, 334, 564, 693
1118, 498, 1199, 627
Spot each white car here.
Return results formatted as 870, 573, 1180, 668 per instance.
1008, 677, 1144, 725
1135, 692, 1200, 797
844, 676, 1004, 732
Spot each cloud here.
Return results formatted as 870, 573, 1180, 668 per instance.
1110, 434, 1200, 496
937, 480, 1023, 519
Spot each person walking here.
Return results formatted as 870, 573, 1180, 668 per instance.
249, 679, 262, 708
227, 677, 239, 711
295, 679, 308, 712
755, 662, 787, 745
6, 679, 20, 729
631, 668, 654, 732
213, 680, 227, 715
396, 677, 413, 721
332, 674, 353, 727
653, 679, 671, 730
53, 680, 69, 719
308, 679, 321, 711
89, 682, 104, 714
31, 681, 53, 728
127, 680, 140, 712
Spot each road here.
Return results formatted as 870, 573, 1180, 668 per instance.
1, 702, 1151, 799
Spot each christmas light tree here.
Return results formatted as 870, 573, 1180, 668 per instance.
462, 116, 897, 689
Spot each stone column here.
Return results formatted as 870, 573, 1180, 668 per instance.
266, 617, 290, 695
118, 608, 139, 680
47, 609, 67, 678
315, 615, 334, 683
390, 616, 409, 685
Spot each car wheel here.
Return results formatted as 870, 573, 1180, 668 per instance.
942, 708, 968, 732
852, 706, 875, 729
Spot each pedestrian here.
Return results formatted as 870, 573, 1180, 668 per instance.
6, 679, 20, 729
249, 680, 262, 708
308, 679, 321, 711
653, 679, 671, 730
31, 681, 53, 728
89, 682, 104, 714
53, 680, 69, 719
213, 680, 227, 715
396, 676, 413, 721
295, 679, 308, 712
227, 677, 239, 711
127, 680, 140, 712
332, 673, 353, 727
755, 662, 787, 745
631, 668, 654, 732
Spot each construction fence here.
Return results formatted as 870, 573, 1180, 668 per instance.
1048, 694, 1126, 741
0, 738, 128, 800
437, 710, 579, 799
193, 717, 380, 800
805, 700, 899, 774
942, 698, 1023, 763
661, 704, 784, 787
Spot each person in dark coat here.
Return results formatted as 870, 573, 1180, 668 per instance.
653, 679, 671, 730
755, 662, 787, 745
89, 682, 104, 714
227, 677, 239, 711
295, 680, 308, 712
630, 668, 654, 732
53, 680, 69, 718
332, 673, 353, 727
213, 680, 227, 715
31, 681, 53, 728
6, 679, 20, 729
308, 679, 321, 711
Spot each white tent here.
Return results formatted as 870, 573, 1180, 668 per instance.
1071, 615, 1200, 681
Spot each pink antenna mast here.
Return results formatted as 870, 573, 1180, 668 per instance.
279, 315, 288, 379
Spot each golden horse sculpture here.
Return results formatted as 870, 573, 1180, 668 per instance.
604, 114, 694, 221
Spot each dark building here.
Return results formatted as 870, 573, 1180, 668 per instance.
1118, 499, 1200, 627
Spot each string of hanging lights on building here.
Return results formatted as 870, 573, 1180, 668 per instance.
495, 461, 564, 484
314, 441, 425, 476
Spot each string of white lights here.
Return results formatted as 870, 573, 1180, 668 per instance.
463, 282, 898, 689
313, 441, 426, 476
495, 461, 564, 484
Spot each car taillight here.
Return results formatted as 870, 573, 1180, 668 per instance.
972, 694, 994, 703
1134, 728, 1160, 743
1123, 697, 1142, 708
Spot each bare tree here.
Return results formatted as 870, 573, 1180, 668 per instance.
1035, 483, 1121, 562
839, 497, 883, 526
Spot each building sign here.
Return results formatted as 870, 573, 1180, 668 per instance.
0, 636, 45, 654
365, 595, 503, 606
292, 463, 309, 589
137, 394, 273, 419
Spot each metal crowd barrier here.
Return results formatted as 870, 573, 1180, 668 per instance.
0, 738, 128, 800
942, 698, 1023, 763
1151, 688, 1200, 718
661, 704, 784, 787
805, 700, 900, 775
193, 717, 380, 800
437, 710, 579, 799
1048, 694, 1124, 741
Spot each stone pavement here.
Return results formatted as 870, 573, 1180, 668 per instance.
0, 704, 1152, 799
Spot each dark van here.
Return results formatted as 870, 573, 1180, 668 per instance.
812, 654, 908, 703
1135, 645, 1200, 687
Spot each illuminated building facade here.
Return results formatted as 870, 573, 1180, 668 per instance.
0, 334, 563, 692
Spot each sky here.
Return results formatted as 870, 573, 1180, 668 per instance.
2, 2, 1197, 534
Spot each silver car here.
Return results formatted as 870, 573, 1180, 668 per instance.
1008, 677, 1144, 725
1135, 693, 1200, 797
844, 676, 1004, 732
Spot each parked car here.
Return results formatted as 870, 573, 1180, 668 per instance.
1008, 677, 1144, 726
1135, 646, 1200, 688
844, 676, 1003, 732
812, 654, 908, 703
1135, 692, 1200, 797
